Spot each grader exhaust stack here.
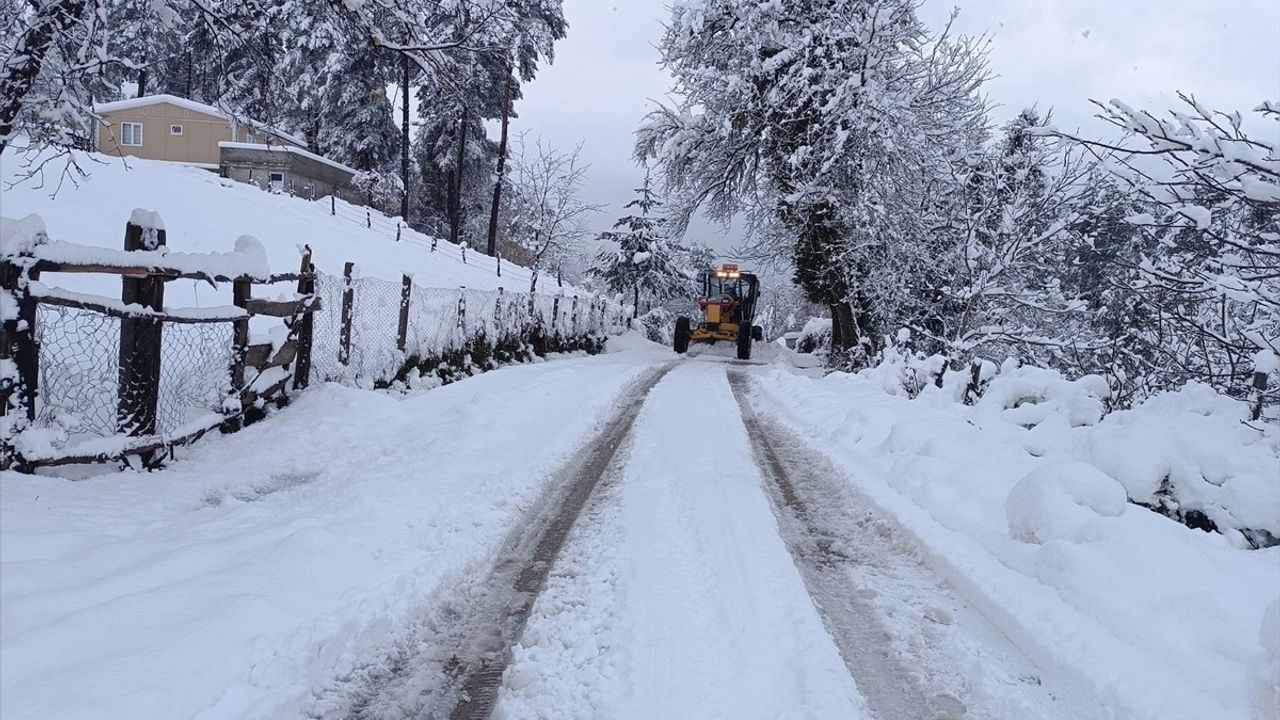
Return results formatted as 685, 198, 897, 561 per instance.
673, 264, 764, 360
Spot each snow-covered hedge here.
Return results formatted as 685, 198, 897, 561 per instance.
858, 344, 1280, 547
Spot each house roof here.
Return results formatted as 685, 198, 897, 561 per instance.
92, 94, 308, 148
218, 141, 360, 176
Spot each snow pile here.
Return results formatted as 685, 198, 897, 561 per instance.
0, 214, 49, 256
753, 363, 1280, 720
1005, 462, 1128, 544
1084, 382, 1280, 546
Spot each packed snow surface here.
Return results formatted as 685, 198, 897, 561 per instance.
0, 345, 669, 720
497, 362, 866, 718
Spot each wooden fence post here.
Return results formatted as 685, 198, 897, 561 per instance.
398, 274, 412, 352
13, 266, 39, 425
366, 210, 371, 229
117, 219, 166, 440
457, 289, 467, 334
339, 262, 355, 366
293, 247, 315, 390
223, 278, 251, 431
1250, 370, 1269, 421
496, 252, 502, 277
331, 195, 335, 216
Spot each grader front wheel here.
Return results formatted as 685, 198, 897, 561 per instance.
674, 316, 691, 354
737, 323, 752, 360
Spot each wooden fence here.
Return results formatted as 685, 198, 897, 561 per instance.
1, 218, 320, 470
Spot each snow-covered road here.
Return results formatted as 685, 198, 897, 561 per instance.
496, 361, 867, 719
4, 341, 1272, 719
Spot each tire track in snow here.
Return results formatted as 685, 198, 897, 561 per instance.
730, 369, 1081, 720
323, 362, 675, 720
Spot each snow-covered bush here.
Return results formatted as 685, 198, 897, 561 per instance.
636, 307, 673, 345
1006, 461, 1129, 544
1084, 382, 1280, 548
795, 317, 832, 356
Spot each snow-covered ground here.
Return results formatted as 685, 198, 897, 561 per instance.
0, 341, 669, 720
752, 362, 1280, 720
2, 335, 1276, 719
497, 362, 866, 719
1, 147, 553, 308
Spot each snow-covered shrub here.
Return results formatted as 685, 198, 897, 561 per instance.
976, 362, 1110, 428
1006, 461, 1129, 544
795, 317, 832, 356
637, 307, 673, 345
351, 171, 405, 217
1084, 382, 1280, 548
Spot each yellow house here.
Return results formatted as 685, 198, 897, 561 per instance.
93, 94, 306, 168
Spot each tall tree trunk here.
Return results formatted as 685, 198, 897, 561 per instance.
0, 0, 89, 154
633, 285, 640, 320
828, 303, 844, 350
136, 67, 148, 97
486, 72, 513, 257
449, 106, 469, 246
400, 54, 410, 222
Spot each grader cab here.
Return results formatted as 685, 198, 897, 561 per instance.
673, 264, 764, 360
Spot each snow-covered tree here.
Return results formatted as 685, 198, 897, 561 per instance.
590, 174, 693, 318
638, 1, 990, 366
1049, 95, 1280, 402
913, 109, 1099, 363
505, 136, 600, 293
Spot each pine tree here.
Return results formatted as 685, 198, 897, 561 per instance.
590, 175, 691, 318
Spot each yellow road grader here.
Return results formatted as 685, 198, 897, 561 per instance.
674, 264, 764, 360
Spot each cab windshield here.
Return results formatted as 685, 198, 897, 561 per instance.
705, 277, 743, 301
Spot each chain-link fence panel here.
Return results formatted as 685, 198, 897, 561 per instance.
406, 286, 461, 358
310, 272, 348, 383
157, 322, 233, 430
35, 305, 120, 437
306, 267, 626, 388
348, 275, 404, 383
35, 304, 233, 440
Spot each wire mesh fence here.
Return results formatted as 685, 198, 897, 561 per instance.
35, 305, 234, 439
307, 270, 628, 387
26, 264, 624, 450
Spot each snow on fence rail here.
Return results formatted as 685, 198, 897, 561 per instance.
309, 264, 626, 388
2, 212, 625, 472
2, 212, 319, 470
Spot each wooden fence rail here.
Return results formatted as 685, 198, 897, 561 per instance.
1, 218, 320, 471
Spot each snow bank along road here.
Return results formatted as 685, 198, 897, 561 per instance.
2, 344, 1212, 719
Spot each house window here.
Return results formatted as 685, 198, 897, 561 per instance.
169, 124, 184, 136
269, 172, 284, 192
121, 122, 143, 146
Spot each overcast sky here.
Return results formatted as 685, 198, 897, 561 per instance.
510, 0, 1280, 256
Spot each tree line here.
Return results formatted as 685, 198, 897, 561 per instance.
2, 0, 595, 283
637, 0, 1278, 405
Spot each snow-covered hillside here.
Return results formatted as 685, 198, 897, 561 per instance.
1, 149, 552, 304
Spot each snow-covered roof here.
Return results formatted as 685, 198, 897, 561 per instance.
217, 141, 359, 176
92, 94, 308, 148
